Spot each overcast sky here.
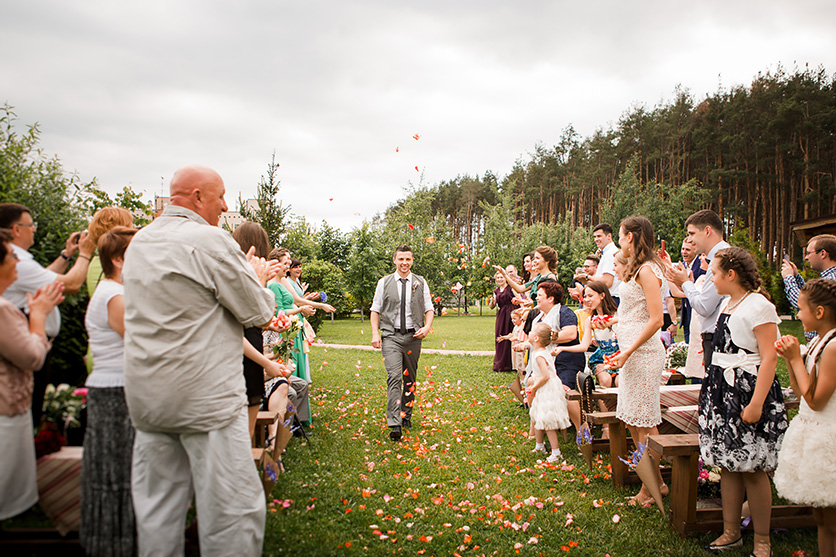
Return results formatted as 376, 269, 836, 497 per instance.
2, 1, 834, 231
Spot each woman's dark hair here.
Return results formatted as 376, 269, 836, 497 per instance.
521, 252, 534, 282
584, 280, 618, 316
713, 247, 768, 298
534, 245, 558, 273
798, 278, 836, 398
801, 278, 836, 320
620, 216, 662, 282
538, 280, 564, 305
289, 258, 302, 269
99, 226, 137, 278
232, 222, 271, 259
0, 229, 13, 262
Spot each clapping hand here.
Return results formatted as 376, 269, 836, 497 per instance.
27, 281, 65, 317
666, 263, 689, 287
246, 246, 276, 285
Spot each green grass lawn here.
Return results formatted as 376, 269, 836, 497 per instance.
317, 313, 499, 352
263, 317, 817, 556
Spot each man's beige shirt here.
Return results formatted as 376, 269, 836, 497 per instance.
123, 205, 275, 433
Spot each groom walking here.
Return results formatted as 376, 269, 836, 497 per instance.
370, 245, 434, 441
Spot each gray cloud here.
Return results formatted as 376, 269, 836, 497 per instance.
2, 0, 834, 230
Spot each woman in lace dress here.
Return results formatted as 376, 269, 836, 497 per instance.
610, 216, 668, 507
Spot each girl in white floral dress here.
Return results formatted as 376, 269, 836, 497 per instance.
699, 247, 786, 557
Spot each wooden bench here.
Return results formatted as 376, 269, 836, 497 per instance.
647, 433, 816, 536
253, 410, 280, 451
588, 410, 679, 488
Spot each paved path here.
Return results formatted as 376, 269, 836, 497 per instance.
318, 343, 493, 357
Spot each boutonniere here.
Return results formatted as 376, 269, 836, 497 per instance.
412, 280, 420, 291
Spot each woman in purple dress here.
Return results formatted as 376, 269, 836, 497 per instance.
490, 271, 514, 371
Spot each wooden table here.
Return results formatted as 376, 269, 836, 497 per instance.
36, 446, 83, 536
648, 433, 815, 536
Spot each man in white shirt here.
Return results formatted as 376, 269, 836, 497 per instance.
0, 202, 95, 423
666, 210, 730, 372
370, 245, 434, 441
592, 223, 622, 303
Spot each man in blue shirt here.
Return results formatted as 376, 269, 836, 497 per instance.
782, 234, 836, 339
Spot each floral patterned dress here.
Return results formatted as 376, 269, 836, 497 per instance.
698, 294, 787, 472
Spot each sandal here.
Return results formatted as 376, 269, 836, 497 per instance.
705, 533, 743, 553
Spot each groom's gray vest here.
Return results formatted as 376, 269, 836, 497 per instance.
378, 273, 428, 338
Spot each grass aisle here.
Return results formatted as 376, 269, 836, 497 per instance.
263, 318, 817, 556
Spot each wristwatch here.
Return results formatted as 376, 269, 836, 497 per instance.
59, 250, 72, 262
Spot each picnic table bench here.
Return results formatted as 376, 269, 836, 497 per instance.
647, 433, 815, 536
572, 385, 800, 489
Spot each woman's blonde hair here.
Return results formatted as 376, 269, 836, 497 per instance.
530, 322, 552, 348
88, 207, 134, 246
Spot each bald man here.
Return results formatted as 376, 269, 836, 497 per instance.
123, 166, 277, 556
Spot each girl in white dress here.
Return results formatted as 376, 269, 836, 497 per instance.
527, 322, 571, 463
775, 279, 836, 557
699, 247, 786, 557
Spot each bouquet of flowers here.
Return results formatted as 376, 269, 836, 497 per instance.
619, 441, 666, 515
697, 457, 722, 499
590, 314, 615, 328
35, 384, 87, 458
269, 310, 304, 363
576, 423, 595, 470
664, 341, 689, 370
603, 350, 622, 369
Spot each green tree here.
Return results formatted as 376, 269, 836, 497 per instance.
299, 258, 350, 333
243, 151, 290, 248
315, 221, 350, 269
0, 104, 96, 386
85, 184, 153, 226
281, 216, 318, 260
346, 222, 388, 322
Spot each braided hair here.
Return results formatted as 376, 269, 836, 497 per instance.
713, 247, 769, 299
799, 278, 836, 398
801, 278, 836, 318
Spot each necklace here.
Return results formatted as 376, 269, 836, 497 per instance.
726, 291, 751, 312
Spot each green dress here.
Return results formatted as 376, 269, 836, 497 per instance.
268, 281, 311, 422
